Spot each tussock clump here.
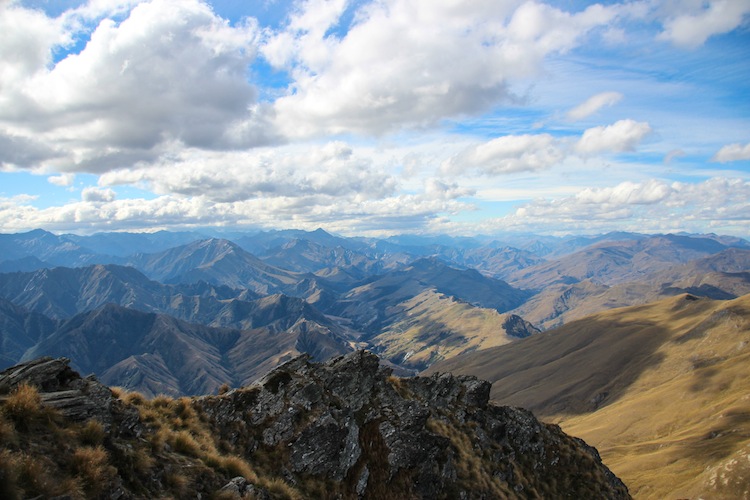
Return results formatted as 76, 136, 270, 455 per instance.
77, 419, 106, 446
3, 383, 42, 423
72, 445, 116, 496
169, 430, 203, 457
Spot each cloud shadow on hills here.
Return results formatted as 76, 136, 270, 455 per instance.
428, 313, 672, 418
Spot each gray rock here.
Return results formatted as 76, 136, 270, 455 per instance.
200, 350, 631, 498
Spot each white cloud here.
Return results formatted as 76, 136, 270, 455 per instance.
0, 0, 271, 173
82, 186, 116, 202
444, 177, 750, 235
265, 0, 621, 137
98, 142, 398, 202
574, 179, 672, 205
424, 178, 475, 201
441, 134, 564, 175
575, 119, 652, 155
48, 173, 76, 186
566, 91, 623, 121
711, 142, 750, 163
0, 190, 471, 237
0, 2, 69, 87
658, 0, 750, 48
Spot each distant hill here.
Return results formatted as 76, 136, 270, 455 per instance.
508, 234, 734, 289
64, 229, 205, 256
330, 257, 530, 327
427, 293, 750, 499
510, 248, 750, 329
326, 258, 534, 370
368, 289, 539, 371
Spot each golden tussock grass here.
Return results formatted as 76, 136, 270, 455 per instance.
426, 416, 509, 497
3, 383, 43, 422
72, 445, 116, 496
77, 419, 105, 446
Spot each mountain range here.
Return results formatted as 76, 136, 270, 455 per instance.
1, 228, 748, 382
1, 227, 749, 497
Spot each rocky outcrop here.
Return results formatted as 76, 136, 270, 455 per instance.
199, 350, 630, 498
0, 352, 630, 499
0, 356, 141, 434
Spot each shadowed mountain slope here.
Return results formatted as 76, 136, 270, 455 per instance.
0, 264, 256, 321
129, 238, 303, 294
0, 298, 59, 368
428, 293, 750, 499
19, 302, 352, 396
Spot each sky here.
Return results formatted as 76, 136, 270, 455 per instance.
0, 0, 749, 237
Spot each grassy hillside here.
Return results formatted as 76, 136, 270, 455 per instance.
427, 293, 750, 499
371, 289, 537, 370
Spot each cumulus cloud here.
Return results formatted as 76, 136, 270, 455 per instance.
0, 132, 60, 168
82, 186, 116, 202
566, 91, 623, 121
0, 0, 272, 173
265, 0, 620, 137
441, 119, 653, 176
573, 179, 673, 205
575, 119, 652, 155
455, 177, 750, 235
424, 179, 475, 201
0, 190, 470, 237
658, 0, 750, 48
99, 142, 398, 202
0, 2, 69, 86
48, 173, 76, 186
711, 142, 750, 162
441, 134, 564, 175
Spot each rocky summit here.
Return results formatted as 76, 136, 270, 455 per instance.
0, 351, 629, 499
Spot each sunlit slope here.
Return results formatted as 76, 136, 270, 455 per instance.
370, 289, 537, 370
427, 294, 750, 499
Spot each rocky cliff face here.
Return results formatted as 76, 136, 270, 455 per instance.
0, 352, 629, 499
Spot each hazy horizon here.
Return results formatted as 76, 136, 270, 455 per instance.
1, 0, 748, 237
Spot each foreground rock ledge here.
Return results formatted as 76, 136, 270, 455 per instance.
0, 352, 630, 499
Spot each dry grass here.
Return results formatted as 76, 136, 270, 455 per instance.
77, 419, 105, 446
164, 470, 190, 496
430, 293, 750, 499
3, 383, 43, 422
72, 445, 116, 496
168, 430, 203, 457
0, 451, 77, 498
374, 289, 517, 369
426, 417, 509, 497
260, 476, 302, 500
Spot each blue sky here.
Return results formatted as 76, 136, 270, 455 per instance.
0, 0, 748, 236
